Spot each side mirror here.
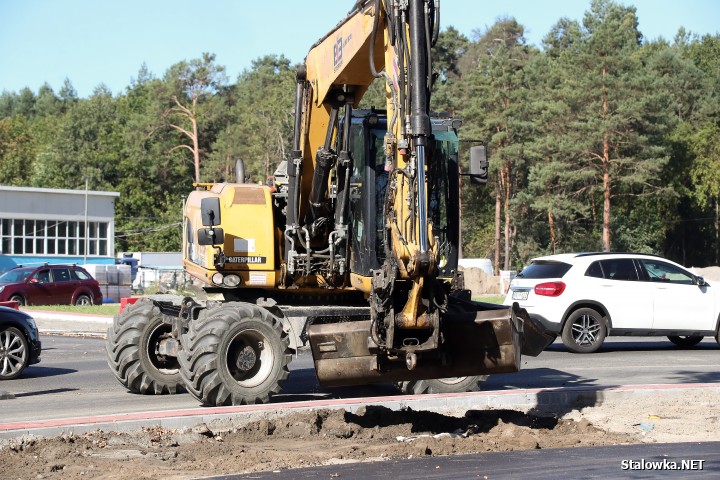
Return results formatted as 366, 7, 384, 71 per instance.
469, 145, 488, 185
200, 197, 222, 227
29, 278, 39, 284
696, 276, 707, 287
197, 227, 225, 246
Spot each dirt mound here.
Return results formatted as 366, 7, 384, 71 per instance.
0, 406, 634, 479
692, 266, 720, 282
3, 390, 719, 478
460, 266, 501, 295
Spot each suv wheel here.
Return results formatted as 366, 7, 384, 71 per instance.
561, 308, 607, 353
9, 294, 25, 306
74, 294, 92, 306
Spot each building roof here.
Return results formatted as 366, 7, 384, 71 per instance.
0, 185, 120, 197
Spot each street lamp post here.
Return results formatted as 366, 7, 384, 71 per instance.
84, 176, 88, 265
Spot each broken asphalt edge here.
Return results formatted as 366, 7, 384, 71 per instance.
1, 383, 718, 441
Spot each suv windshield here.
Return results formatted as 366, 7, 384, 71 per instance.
517, 261, 572, 279
0, 268, 34, 284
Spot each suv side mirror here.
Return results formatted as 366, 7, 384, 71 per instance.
200, 197, 222, 227
469, 145, 488, 185
696, 276, 707, 287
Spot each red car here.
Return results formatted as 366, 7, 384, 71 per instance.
0, 264, 103, 306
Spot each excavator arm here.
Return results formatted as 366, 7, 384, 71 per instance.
283, 0, 445, 356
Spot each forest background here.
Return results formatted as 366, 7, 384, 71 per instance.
1, 0, 718, 272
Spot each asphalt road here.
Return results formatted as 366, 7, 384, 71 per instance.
0, 334, 718, 423
224, 442, 720, 479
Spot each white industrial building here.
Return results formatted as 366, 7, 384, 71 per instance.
0, 185, 119, 273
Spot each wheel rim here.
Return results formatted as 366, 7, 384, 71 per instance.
226, 328, 274, 388
571, 314, 601, 346
10, 296, 24, 306
0, 329, 27, 377
147, 323, 179, 374
77, 295, 91, 306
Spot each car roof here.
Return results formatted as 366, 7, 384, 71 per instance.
12, 263, 81, 270
530, 253, 582, 264
530, 252, 684, 267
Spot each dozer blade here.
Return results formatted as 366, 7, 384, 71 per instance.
308, 297, 554, 388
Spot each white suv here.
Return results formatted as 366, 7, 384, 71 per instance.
504, 253, 720, 353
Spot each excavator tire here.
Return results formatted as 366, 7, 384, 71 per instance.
106, 298, 184, 394
398, 375, 488, 395
177, 302, 292, 406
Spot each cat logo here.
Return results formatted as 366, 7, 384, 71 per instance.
333, 36, 343, 71
226, 256, 266, 264
333, 33, 352, 72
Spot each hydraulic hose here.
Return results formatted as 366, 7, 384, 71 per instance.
369, 0, 399, 139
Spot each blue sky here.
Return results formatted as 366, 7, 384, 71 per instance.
1, 0, 718, 98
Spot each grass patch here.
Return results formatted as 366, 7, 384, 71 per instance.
472, 295, 505, 304
22, 304, 121, 315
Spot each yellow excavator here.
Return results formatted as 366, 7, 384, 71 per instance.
106, 0, 553, 406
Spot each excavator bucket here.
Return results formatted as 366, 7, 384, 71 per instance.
308, 297, 555, 388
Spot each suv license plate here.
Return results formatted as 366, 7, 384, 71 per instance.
512, 290, 529, 301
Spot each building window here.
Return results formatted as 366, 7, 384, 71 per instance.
0, 218, 111, 257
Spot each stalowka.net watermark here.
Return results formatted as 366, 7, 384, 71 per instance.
621, 459, 705, 471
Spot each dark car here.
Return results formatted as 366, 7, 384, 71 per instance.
0, 305, 41, 379
0, 264, 103, 306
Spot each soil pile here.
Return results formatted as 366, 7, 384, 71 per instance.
460, 266, 501, 295
692, 266, 720, 282
4, 389, 720, 480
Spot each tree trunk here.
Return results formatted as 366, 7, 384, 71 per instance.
602, 145, 611, 252
494, 177, 501, 276
458, 167, 463, 259
548, 209, 556, 254
601, 63, 611, 252
192, 116, 200, 183
503, 162, 511, 270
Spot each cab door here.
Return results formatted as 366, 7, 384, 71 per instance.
348, 121, 385, 276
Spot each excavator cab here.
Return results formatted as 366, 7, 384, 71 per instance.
346, 110, 459, 279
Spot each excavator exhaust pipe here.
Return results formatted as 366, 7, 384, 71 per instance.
308, 300, 554, 388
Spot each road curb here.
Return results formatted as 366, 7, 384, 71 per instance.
1, 383, 718, 440
30, 311, 113, 337
39, 330, 107, 339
